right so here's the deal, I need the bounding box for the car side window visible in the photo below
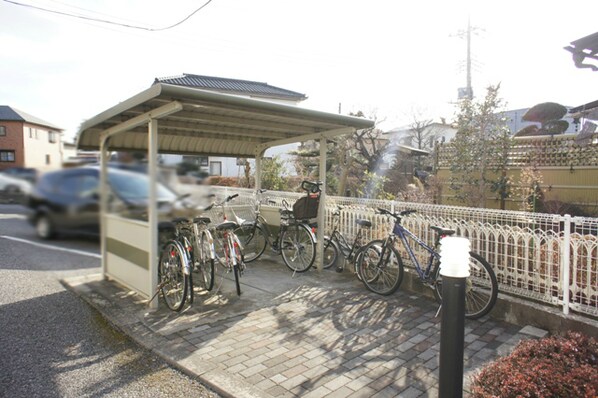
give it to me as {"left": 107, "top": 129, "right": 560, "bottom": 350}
{"left": 57, "top": 174, "right": 99, "bottom": 198}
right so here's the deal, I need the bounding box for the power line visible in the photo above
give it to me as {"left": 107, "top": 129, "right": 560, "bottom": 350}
{"left": 1, "top": 0, "right": 214, "bottom": 31}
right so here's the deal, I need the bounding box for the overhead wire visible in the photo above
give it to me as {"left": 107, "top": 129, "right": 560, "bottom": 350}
{"left": 1, "top": 0, "right": 214, "bottom": 31}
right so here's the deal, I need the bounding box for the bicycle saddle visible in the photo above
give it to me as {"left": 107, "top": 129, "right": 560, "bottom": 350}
{"left": 215, "top": 221, "right": 239, "bottom": 231}
{"left": 172, "top": 217, "right": 190, "bottom": 224}
{"left": 356, "top": 219, "right": 372, "bottom": 228}
{"left": 193, "top": 216, "right": 211, "bottom": 224}
{"left": 430, "top": 226, "right": 456, "bottom": 236}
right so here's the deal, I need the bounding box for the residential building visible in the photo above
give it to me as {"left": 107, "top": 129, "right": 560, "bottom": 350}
{"left": 154, "top": 74, "right": 307, "bottom": 177}
{"left": 384, "top": 121, "right": 457, "bottom": 147}
{"left": 0, "top": 106, "right": 63, "bottom": 172}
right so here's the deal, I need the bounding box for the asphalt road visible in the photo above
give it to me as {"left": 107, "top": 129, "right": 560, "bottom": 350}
{"left": 0, "top": 204, "right": 220, "bottom": 398}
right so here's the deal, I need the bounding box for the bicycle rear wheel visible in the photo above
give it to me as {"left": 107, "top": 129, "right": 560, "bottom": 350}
{"left": 158, "top": 241, "right": 188, "bottom": 311}
{"left": 235, "top": 224, "right": 267, "bottom": 263}
{"left": 433, "top": 251, "right": 498, "bottom": 319}
{"left": 357, "top": 240, "right": 403, "bottom": 295}
{"left": 280, "top": 223, "right": 316, "bottom": 272}
{"left": 323, "top": 236, "right": 339, "bottom": 270}
{"left": 198, "top": 231, "right": 215, "bottom": 291}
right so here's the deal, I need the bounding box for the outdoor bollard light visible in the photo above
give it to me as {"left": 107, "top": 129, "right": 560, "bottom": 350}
{"left": 438, "top": 237, "right": 470, "bottom": 398}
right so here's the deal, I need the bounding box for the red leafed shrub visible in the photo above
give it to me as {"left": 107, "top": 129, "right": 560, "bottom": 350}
{"left": 471, "top": 331, "right": 598, "bottom": 398}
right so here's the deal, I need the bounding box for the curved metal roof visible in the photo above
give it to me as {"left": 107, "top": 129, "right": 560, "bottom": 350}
{"left": 77, "top": 83, "right": 374, "bottom": 158}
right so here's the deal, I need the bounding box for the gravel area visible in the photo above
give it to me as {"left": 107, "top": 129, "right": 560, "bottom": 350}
{"left": 0, "top": 205, "right": 220, "bottom": 398}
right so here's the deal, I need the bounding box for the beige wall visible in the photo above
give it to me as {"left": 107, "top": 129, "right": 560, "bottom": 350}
{"left": 436, "top": 166, "right": 598, "bottom": 213}
{"left": 22, "top": 123, "right": 63, "bottom": 170}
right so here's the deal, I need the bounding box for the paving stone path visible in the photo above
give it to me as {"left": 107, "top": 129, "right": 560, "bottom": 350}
{"left": 64, "top": 256, "right": 541, "bottom": 398}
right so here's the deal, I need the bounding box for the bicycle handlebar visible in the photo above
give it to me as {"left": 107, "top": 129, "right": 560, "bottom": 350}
{"left": 204, "top": 194, "right": 239, "bottom": 211}
{"left": 301, "top": 180, "right": 323, "bottom": 194}
{"left": 376, "top": 208, "right": 417, "bottom": 219}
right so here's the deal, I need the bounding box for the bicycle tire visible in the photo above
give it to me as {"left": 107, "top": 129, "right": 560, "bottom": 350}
{"left": 233, "top": 264, "right": 242, "bottom": 296}
{"left": 357, "top": 240, "right": 403, "bottom": 295}
{"left": 234, "top": 223, "right": 267, "bottom": 263}
{"left": 198, "top": 231, "right": 215, "bottom": 291}
{"left": 158, "top": 240, "right": 188, "bottom": 311}
{"left": 187, "top": 271, "right": 194, "bottom": 305}
{"left": 323, "top": 236, "right": 340, "bottom": 270}
{"left": 280, "top": 223, "right": 316, "bottom": 273}
{"left": 433, "top": 251, "right": 498, "bottom": 320}
{"left": 353, "top": 240, "right": 382, "bottom": 281}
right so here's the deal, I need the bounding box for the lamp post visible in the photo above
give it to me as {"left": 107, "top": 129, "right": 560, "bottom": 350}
{"left": 438, "top": 237, "right": 470, "bottom": 398}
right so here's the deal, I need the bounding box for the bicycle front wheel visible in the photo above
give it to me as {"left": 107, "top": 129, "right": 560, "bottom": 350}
{"left": 158, "top": 241, "right": 188, "bottom": 311}
{"left": 231, "top": 236, "right": 244, "bottom": 296}
{"left": 198, "top": 231, "right": 215, "bottom": 291}
{"left": 280, "top": 223, "right": 316, "bottom": 273}
{"left": 357, "top": 240, "right": 403, "bottom": 295}
{"left": 433, "top": 251, "right": 498, "bottom": 320}
{"left": 235, "top": 224, "right": 267, "bottom": 263}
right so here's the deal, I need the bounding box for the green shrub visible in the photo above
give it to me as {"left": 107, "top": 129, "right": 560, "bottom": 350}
{"left": 471, "top": 331, "right": 597, "bottom": 398}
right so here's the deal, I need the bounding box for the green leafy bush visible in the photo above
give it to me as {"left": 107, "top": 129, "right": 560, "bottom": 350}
{"left": 471, "top": 331, "right": 597, "bottom": 397}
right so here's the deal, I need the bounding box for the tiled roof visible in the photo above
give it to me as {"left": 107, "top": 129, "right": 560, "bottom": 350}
{"left": 154, "top": 74, "right": 307, "bottom": 102}
{"left": 0, "top": 105, "right": 62, "bottom": 130}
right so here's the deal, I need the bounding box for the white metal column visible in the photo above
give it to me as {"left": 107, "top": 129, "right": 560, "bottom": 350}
{"left": 99, "top": 137, "right": 109, "bottom": 279}
{"left": 316, "top": 137, "right": 327, "bottom": 271}
{"left": 148, "top": 119, "right": 159, "bottom": 309}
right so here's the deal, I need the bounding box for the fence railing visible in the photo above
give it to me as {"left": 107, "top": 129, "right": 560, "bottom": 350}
{"left": 181, "top": 184, "right": 598, "bottom": 318}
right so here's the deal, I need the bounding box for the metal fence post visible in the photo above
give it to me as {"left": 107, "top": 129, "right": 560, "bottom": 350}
{"left": 562, "top": 214, "right": 571, "bottom": 315}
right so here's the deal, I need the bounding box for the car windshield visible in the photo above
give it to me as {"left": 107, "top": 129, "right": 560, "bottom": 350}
{"left": 107, "top": 170, "right": 177, "bottom": 202}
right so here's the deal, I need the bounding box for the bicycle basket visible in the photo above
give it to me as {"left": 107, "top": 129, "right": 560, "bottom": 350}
{"left": 292, "top": 193, "right": 320, "bottom": 219}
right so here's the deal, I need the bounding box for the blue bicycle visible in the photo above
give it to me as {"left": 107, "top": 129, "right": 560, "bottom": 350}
{"left": 358, "top": 208, "right": 498, "bottom": 319}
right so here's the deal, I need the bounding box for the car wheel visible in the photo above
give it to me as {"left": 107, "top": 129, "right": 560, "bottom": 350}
{"left": 36, "top": 215, "right": 55, "bottom": 239}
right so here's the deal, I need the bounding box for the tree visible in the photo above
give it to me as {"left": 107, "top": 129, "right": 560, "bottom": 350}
{"left": 261, "top": 156, "right": 289, "bottom": 191}
{"left": 338, "top": 112, "right": 392, "bottom": 197}
{"left": 514, "top": 102, "right": 569, "bottom": 137}
{"left": 403, "top": 107, "right": 439, "bottom": 170}
{"left": 449, "top": 84, "right": 513, "bottom": 208}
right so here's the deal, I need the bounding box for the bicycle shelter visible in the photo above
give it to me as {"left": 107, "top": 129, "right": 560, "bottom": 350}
{"left": 76, "top": 83, "right": 374, "bottom": 307}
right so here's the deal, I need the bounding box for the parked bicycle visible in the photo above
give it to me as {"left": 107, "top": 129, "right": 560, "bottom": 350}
{"left": 205, "top": 194, "right": 245, "bottom": 296}
{"left": 156, "top": 215, "right": 215, "bottom": 312}
{"left": 358, "top": 208, "right": 498, "bottom": 319}
{"left": 322, "top": 205, "right": 374, "bottom": 277}
{"left": 234, "top": 181, "right": 320, "bottom": 273}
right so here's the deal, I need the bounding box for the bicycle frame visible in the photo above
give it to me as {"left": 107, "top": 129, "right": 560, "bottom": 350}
{"left": 388, "top": 222, "right": 440, "bottom": 281}
{"left": 192, "top": 221, "right": 215, "bottom": 261}
{"left": 241, "top": 194, "right": 315, "bottom": 251}
{"left": 330, "top": 222, "right": 363, "bottom": 262}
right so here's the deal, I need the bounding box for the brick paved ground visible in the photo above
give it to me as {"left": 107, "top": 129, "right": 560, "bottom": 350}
{"left": 64, "top": 255, "right": 539, "bottom": 398}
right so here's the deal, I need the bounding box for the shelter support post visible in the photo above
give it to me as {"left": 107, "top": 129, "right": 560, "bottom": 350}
{"left": 148, "top": 119, "right": 159, "bottom": 309}
{"left": 316, "top": 138, "right": 327, "bottom": 271}
{"left": 99, "top": 137, "right": 110, "bottom": 279}
{"left": 254, "top": 147, "right": 266, "bottom": 191}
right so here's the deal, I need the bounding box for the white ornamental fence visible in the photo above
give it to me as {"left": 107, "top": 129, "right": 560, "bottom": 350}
{"left": 184, "top": 185, "right": 598, "bottom": 318}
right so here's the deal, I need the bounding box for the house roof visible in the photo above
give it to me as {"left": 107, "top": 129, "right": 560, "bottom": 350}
{"left": 0, "top": 105, "right": 62, "bottom": 130}
{"left": 76, "top": 83, "right": 374, "bottom": 158}
{"left": 154, "top": 74, "right": 308, "bottom": 102}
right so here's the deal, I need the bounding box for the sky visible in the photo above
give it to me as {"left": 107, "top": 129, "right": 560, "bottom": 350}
{"left": 1, "top": 0, "right": 598, "bottom": 143}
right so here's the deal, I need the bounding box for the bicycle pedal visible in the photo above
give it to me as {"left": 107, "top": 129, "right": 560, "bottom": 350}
{"left": 335, "top": 266, "right": 344, "bottom": 273}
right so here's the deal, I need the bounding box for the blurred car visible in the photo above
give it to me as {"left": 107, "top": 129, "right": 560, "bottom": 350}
{"left": 0, "top": 173, "right": 32, "bottom": 194}
{"left": 26, "top": 166, "right": 191, "bottom": 239}
{"left": 0, "top": 167, "right": 38, "bottom": 183}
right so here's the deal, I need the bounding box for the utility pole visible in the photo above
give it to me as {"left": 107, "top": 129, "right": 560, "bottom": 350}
{"left": 455, "top": 17, "right": 480, "bottom": 101}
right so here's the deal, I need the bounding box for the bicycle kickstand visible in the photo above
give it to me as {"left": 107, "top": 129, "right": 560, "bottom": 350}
{"left": 147, "top": 281, "right": 167, "bottom": 306}
{"left": 435, "top": 304, "right": 442, "bottom": 318}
